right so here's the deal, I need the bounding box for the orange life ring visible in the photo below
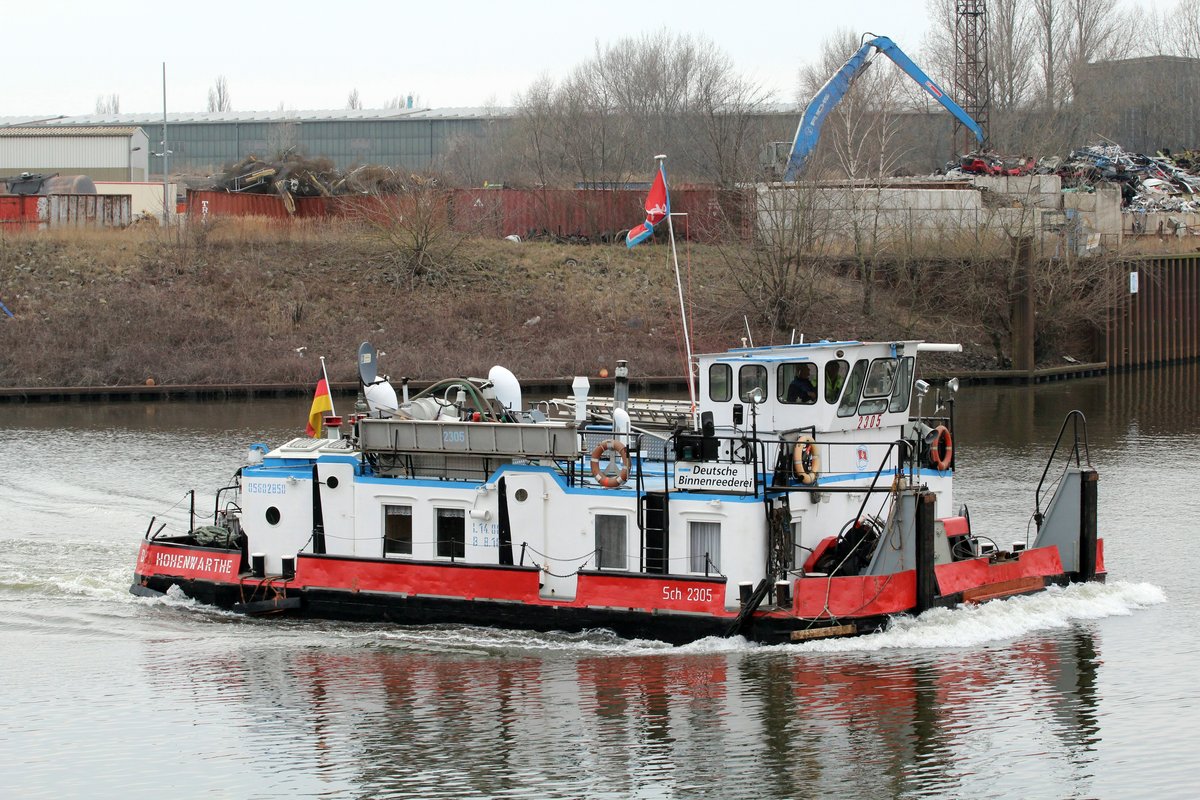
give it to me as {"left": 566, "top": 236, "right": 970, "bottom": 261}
{"left": 929, "top": 425, "right": 953, "bottom": 471}
{"left": 793, "top": 435, "right": 821, "bottom": 485}
{"left": 590, "top": 439, "right": 631, "bottom": 488}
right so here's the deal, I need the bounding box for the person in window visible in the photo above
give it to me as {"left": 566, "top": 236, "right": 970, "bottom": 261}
{"left": 786, "top": 368, "right": 818, "bottom": 404}
{"left": 825, "top": 361, "right": 847, "bottom": 402}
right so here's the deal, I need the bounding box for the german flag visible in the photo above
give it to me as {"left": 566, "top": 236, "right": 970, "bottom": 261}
{"left": 306, "top": 377, "right": 333, "bottom": 437}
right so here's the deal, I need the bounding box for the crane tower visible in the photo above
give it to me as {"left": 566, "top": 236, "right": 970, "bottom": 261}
{"left": 953, "top": 0, "right": 991, "bottom": 153}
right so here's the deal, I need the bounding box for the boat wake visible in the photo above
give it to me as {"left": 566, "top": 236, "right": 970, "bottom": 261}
{"left": 784, "top": 580, "right": 1166, "bottom": 653}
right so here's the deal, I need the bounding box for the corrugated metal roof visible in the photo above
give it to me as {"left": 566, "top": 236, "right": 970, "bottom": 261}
{"left": 0, "top": 125, "right": 143, "bottom": 137}
{"left": 0, "top": 116, "right": 59, "bottom": 126}
{"left": 28, "top": 107, "right": 513, "bottom": 126}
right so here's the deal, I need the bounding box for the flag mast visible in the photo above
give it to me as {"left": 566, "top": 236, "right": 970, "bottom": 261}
{"left": 657, "top": 154, "right": 697, "bottom": 428}
{"left": 320, "top": 355, "right": 337, "bottom": 417}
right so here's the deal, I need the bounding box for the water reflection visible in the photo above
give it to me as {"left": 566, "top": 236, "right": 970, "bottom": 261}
{"left": 5, "top": 368, "right": 1196, "bottom": 798}
{"left": 136, "top": 627, "right": 1104, "bottom": 799}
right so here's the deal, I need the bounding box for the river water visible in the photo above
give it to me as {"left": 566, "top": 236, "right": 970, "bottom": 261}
{"left": 0, "top": 368, "right": 1194, "bottom": 799}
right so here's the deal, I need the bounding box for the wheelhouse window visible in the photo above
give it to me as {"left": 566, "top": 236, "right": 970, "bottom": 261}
{"left": 858, "top": 358, "right": 899, "bottom": 415}
{"left": 889, "top": 356, "right": 915, "bottom": 413}
{"left": 688, "top": 520, "right": 721, "bottom": 574}
{"left": 595, "top": 514, "right": 628, "bottom": 570}
{"left": 778, "top": 363, "right": 818, "bottom": 405}
{"left": 708, "top": 363, "right": 732, "bottom": 402}
{"left": 738, "top": 364, "right": 767, "bottom": 403}
{"left": 837, "top": 359, "right": 869, "bottom": 417}
{"left": 383, "top": 504, "right": 412, "bottom": 556}
{"left": 825, "top": 359, "right": 849, "bottom": 404}
{"left": 436, "top": 508, "right": 466, "bottom": 559}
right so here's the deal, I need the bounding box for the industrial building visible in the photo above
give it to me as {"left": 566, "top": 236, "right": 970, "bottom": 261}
{"left": 14, "top": 108, "right": 502, "bottom": 177}
{"left": 0, "top": 126, "right": 149, "bottom": 181}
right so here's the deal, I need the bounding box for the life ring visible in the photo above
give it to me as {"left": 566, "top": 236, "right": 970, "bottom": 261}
{"left": 590, "top": 439, "right": 631, "bottom": 488}
{"left": 928, "top": 425, "right": 953, "bottom": 471}
{"left": 793, "top": 435, "right": 821, "bottom": 485}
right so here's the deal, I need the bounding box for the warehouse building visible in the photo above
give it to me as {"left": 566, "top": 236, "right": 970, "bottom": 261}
{"left": 0, "top": 125, "right": 149, "bottom": 181}
{"left": 20, "top": 108, "right": 500, "bottom": 177}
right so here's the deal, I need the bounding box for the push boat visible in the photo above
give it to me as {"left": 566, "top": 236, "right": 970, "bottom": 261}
{"left": 131, "top": 339, "right": 1104, "bottom": 645}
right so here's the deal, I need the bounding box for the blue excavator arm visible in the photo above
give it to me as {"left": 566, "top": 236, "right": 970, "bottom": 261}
{"left": 783, "top": 35, "right": 984, "bottom": 181}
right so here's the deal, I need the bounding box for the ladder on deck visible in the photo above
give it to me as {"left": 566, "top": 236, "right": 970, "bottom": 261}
{"left": 640, "top": 490, "right": 669, "bottom": 574}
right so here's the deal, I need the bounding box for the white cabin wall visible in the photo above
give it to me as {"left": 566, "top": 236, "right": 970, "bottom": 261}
{"left": 316, "top": 462, "right": 358, "bottom": 557}
{"left": 240, "top": 474, "right": 313, "bottom": 575}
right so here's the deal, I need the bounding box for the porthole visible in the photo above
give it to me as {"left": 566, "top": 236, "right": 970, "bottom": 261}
{"left": 326, "top": 476, "right": 339, "bottom": 489}
{"left": 266, "top": 506, "right": 281, "bottom": 525}
{"left": 514, "top": 488, "right": 529, "bottom": 502}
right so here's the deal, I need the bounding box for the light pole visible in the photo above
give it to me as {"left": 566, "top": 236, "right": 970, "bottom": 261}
{"left": 160, "top": 62, "right": 169, "bottom": 225}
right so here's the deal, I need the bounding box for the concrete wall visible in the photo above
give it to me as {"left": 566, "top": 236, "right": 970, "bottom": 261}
{"left": 95, "top": 181, "right": 178, "bottom": 221}
{"left": 758, "top": 177, "right": 1124, "bottom": 255}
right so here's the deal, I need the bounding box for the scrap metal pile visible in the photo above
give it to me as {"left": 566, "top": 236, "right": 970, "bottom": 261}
{"left": 949, "top": 143, "right": 1200, "bottom": 212}
{"left": 1061, "top": 144, "right": 1200, "bottom": 212}
{"left": 211, "top": 153, "right": 409, "bottom": 212}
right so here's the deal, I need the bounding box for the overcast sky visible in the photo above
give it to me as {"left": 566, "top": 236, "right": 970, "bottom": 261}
{"left": 6, "top": 0, "right": 1164, "bottom": 116}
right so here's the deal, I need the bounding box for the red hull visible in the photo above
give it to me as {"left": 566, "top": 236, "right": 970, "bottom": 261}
{"left": 133, "top": 539, "right": 1105, "bottom": 642}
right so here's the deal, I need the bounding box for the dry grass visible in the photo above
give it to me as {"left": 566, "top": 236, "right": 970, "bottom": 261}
{"left": 0, "top": 222, "right": 1107, "bottom": 388}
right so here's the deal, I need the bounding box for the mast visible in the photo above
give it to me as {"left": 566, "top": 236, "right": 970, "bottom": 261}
{"left": 658, "top": 154, "right": 697, "bottom": 427}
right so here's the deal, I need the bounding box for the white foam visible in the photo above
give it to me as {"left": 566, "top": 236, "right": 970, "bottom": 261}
{"left": 786, "top": 580, "right": 1166, "bottom": 653}
{"left": 375, "top": 625, "right": 674, "bottom": 655}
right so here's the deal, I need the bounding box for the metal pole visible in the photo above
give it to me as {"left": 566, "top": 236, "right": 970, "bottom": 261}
{"left": 659, "top": 154, "right": 697, "bottom": 428}
{"left": 162, "top": 62, "right": 169, "bottom": 226}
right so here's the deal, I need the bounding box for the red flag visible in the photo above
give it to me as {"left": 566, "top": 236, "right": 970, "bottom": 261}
{"left": 626, "top": 163, "right": 670, "bottom": 248}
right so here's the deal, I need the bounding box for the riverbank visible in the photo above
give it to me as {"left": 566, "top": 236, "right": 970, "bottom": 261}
{"left": 0, "top": 222, "right": 1095, "bottom": 391}
{"left": 0, "top": 361, "right": 1115, "bottom": 404}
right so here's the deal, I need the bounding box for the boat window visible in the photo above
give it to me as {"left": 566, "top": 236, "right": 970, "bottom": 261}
{"left": 689, "top": 520, "right": 721, "bottom": 573}
{"left": 265, "top": 506, "right": 280, "bottom": 525}
{"left": 859, "top": 358, "right": 899, "bottom": 414}
{"left": 709, "top": 363, "right": 732, "bottom": 402}
{"left": 836, "top": 359, "right": 869, "bottom": 417}
{"left": 595, "top": 514, "right": 628, "bottom": 570}
{"left": 738, "top": 364, "right": 767, "bottom": 403}
{"left": 778, "top": 363, "right": 818, "bottom": 405}
{"left": 435, "top": 508, "right": 466, "bottom": 559}
{"left": 383, "top": 504, "right": 412, "bottom": 557}
{"left": 825, "top": 359, "right": 848, "bottom": 404}
{"left": 889, "top": 356, "right": 915, "bottom": 413}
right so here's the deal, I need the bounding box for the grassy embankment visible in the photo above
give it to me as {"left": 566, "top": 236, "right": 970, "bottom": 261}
{"left": 0, "top": 220, "right": 983, "bottom": 389}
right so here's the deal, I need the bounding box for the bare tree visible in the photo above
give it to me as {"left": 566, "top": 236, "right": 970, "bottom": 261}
{"left": 990, "top": 0, "right": 1038, "bottom": 112}
{"left": 385, "top": 93, "right": 421, "bottom": 109}
{"left": 715, "top": 185, "right": 831, "bottom": 333}
{"left": 347, "top": 88, "right": 362, "bottom": 110}
{"left": 207, "top": 76, "right": 232, "bottom": 113}
{"left": 511, "top": 29, "right": 764, "bottom": 187}
{"left": 94, "top": 93, "right": 121, "bottom": 115}
{"left": 1159, "top": 0, "right": 1200, "bottom": 57}
{"left": 347, "top": 173, "right": 478, "bottom": 285}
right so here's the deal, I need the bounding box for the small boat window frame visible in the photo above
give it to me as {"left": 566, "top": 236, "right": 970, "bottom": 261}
{"left": 738, "top": 364, "right": 768, "bottom": 403}
{"left": 858, "top": 357, "right": 899, "bottom": 415}
{"left": 688, "top": 519, "right": 722, "bottom": 574}
{"left": 825, "top": 359, "right": 849, "bottom": 404}
{"left": 383, "top": 503, "right": 413, "bottom": 557}
{"left": 836, "top": 359, "right": 870, "bottom": 417}
{"left": 889, "top": 356, "right": 916, "bottom": 413}
{"left": 777, "top": 362, "right": 819, "bottom": 405}
{"left": 594, "top": 513, "right": 629, "bottom": 570}
{"left": 435, "top": 507, "right": 466, "bottom": 560}
{"left": 708, "top": 363, "right": 732, "bottom": 402}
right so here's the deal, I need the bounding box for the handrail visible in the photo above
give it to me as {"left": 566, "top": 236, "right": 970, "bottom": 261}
{"left": 852, "top": 440, "right": 911, "bottom": 524}
{"left": 1034, "top": 410, "right": 1090, "bottom": 524}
